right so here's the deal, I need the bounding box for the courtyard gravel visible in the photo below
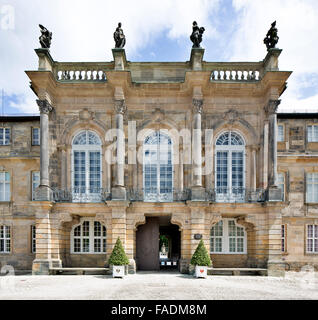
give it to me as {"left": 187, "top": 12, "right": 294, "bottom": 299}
{"left": 0, "top": 271, "right": 317, "bottom": 300}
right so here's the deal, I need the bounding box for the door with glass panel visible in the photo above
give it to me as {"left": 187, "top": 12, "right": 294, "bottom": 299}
{"left": 72, "top": 130, "right": 102, "bottom": 202}
{"left": 143, "top": 131, "right": 173, "bottom": 202}
{"left": 215, "top": 132, "right": 245, "bottom": 202}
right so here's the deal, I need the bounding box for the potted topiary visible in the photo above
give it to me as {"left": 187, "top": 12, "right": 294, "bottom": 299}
{"left": 190, "top": 239, "right": 212, "bottom": 278}
{"left": 108, "top": 237, "right": 130, "bottom": 278}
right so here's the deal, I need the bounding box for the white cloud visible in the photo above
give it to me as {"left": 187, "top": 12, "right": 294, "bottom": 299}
{"left": 0, "top": 0, "right": 219, "bottom": 113}
{"left": 229, "top": 0, "right": 318, "bottom": 112}
{"left": 1, "top": 0, "right": 318, "bottom": 113}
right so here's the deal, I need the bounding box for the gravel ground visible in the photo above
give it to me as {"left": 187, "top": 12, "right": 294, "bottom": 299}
{"left": 0, "top": 271, "right": 317, "bottom": 300}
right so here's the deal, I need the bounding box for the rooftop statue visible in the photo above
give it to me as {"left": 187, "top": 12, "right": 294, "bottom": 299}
{"left": 263, "top": 21, "right": 279, "bottom": 51}
{"left": 190, "top": 21, "right": 205, "bottom": 48}
{"left": 39, "top": 24, "right": 52, "bottom": 49}
{"left": 113, "top": 22, "right": 126, "bottom": 48}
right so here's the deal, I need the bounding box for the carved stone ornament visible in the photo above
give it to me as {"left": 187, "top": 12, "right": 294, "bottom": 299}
{"left": 36, "top": 99, "right": 53, "bottom": 114}
{"left": 263, "top": 21, "right": 279, "bottom": 51}
{"left": 192, "top": 98, "right": 203, "bottom": 114}
{"left": 153, "top": 108, "right": 164, "bottom": 123}
{"left": 114, "top": 99, "right": 127, "bottom": 114}
{"left": 190, "top": 21, "right": 205, "bottom": 48}
{"left": 79, "top": 108, "right": 94, "bottom": 121}
{"left": 264, "top": 99, "right": 281, "bottom": 115}
{"left": 224, "top": 109, "right": 240, "bottom": 124}
{"left": 39, "top": 24, "right": 52, "bottom": 49}
{"left": 113, "top": 22, "right": 126, "bottom": 49}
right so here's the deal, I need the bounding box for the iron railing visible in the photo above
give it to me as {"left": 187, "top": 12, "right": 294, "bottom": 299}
{"left": 52, "top": 188, "right": 111, "bottom": 203}
{"left": 52, "top": 187, "right": 266, "bottom": 203}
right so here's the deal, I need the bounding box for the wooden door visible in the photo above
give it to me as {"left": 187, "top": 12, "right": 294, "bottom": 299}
{"left": 136, "top": 217, "right": 159, "bottom": 270}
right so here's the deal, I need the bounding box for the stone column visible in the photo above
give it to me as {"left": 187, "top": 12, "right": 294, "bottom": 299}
{"left": 252, "top": 148, "right": 257, "bottom": 191}
{"left": 60, "top": 147, "right": 67, "bottom": 190}
{"left": 263, "top": 121, "right": 269, "bottom": 189}
{"left": 265, "top": 99, "right": 282, "bottom": 201}
{"left": 112, "top": 99, "right": 126, "bottom": 200}
{"left": 179, "top": 145, "right": 184, "bottom": 192}
{"left": 191, "top": 98, "right": 205, "bottom": 200}
{"left": 35, "top": 99, "right": 53, "bottom": 201}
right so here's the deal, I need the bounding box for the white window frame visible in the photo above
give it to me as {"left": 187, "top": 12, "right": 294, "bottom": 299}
{"left": 306, "top": 173, "right": 318, "bottom": 203}
{"left": 306, "top": 224, "right": 318, "bottom": 254}
{"left": 281, "top": 224, "right": 287, "bottom": 253}
{"left": 70, "top": 218, "right": 106, "bottom": 254}
{"left": 32, "top": 127, "right": 40, "bottom": 146}
{"left": 0, "top": 172, "right": 10, "bottom": 202}
{"left": 307, "top": 125, "right": 318, "bottom": 142}
{"left": 210, "top": 218, "right": 247, "bottom": 254}
{"left": 0, "top": 225, "right": 11, "bottom": 253}
{"left": 71, "top": 130, "right": 102, "bottom": 202}
{"left": 31, "top": 225, "right": 36, "bottom": 253}
{"left": 32, "top": 171, "right": 40, "bottom": 201}
{"left": 277, "top": 124, "right": 284, "bottom": 142}
{"left": 0, "top": 128, "right": 10, "bottom": 145}
{"left": 143, "top": 131, "right": 173, "bottom": 202}
{"left": 215, "top": 131, "right": 246, "bottom": 202}
{"left": 277, "top": 173, "right": 285, "bottom": 201}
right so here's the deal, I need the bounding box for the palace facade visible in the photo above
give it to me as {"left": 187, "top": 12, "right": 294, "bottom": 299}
{"left": 0, "top": 45, "right": 318, "bottom": 276}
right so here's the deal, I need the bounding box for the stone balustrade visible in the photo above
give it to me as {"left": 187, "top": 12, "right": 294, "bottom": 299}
{"left": 207, "top": 62, "right": 263, "bottom": 82}
{"left": 54, "top": 63, "right": 110, "bottom": 82}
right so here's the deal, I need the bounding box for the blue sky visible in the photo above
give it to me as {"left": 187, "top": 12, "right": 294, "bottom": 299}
{"left": 0, "top": 0, "right": 318, "bottom": 114}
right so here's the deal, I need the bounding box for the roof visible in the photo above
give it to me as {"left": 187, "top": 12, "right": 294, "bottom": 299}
{"left": 0, "top": 115, "right": 40, "bottom": 122}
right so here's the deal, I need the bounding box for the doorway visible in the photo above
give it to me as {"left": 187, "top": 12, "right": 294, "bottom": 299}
{"left": 136, "top": 216, "right": 181, "bottom": 271}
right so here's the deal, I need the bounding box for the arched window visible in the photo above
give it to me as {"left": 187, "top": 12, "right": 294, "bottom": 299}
{"left": 71, "top": 219, "right": 106, "bottom": 254}
{"left": 210, "top": 219, "right": 246, "bottom": 254}
{"left": 215, "top": 131, "right": 245, "bottom": 202}
{"left": 143, "top": 131, "right": 173, "bottom": 202}
{"left": 72, "top": 130, "right": 102, "bottom": 202}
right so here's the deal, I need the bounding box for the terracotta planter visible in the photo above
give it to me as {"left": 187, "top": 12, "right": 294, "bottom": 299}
{"left": 113, "top": 265, "right": 125, "bottom": 278}
{"left": 195, "top": 265, "right": 207, "bottom": 278}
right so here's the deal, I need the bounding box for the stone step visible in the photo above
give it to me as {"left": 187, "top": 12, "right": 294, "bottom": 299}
{"left": 49, "top": 267, "right": 110, "bottom": 275}
{"left": 207, "top": 267, "right": 268, "bottom": 276}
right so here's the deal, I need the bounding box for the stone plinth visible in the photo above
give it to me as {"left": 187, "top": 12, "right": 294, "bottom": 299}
{"left": 190, "top": 48, "right": 205, "bottom": 71}
{"left": 112, "top": 48, "right": 127, "bottom": 71}
{"left": 35, "top": 48, "right": 54, "bottom": 72}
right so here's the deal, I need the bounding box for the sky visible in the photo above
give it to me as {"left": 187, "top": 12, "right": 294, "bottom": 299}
{"left": 0, "top": 0, "right": 318, "bottom": 114}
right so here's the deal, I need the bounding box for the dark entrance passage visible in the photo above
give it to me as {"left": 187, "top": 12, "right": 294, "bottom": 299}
{"left": 136, "top": 216, "right": 181, "bottom": 271}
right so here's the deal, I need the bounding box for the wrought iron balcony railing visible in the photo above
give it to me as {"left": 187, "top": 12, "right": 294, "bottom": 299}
{"left": 127, "top": 188, "right": 191, "bottom": 202}
{"left": 52, "top": 188, "right": 111, "bottom": 203}
{"left": 51, "top": 187, "right": 266, "bottom": 203}
{"left": 213, "top": 187, "right": 266, "bottom": 203}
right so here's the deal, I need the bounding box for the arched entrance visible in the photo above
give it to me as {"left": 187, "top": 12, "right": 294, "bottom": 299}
{"left": 136, "top": 216, "right": 181, "bottom": 271}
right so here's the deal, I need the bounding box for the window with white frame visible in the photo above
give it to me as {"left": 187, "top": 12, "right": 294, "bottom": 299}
{"left": 210, "top": 219, "right": 246, "bottom": 254}
{"left": 31, "top": 225, "right": 36, "bottom": 253}
{"left": 0, "top": 128, "right": 10, "bottom": 145}
{"left": 0, "top": 225, "right": 11, "bottom": 253}
{"left": 277, "top": 173, "right": 285, "bottom": 201}
{"left": 306, "top": 173, "right": 318, "bottom": 203}
{"left": 0, "top": 172, "right": 10, "bottom": 201}
{"left": 306, "top": 225, "right": 318, "bottom": 253}
{"left": 215, "top": 131, "right": 245, "bottom": 202}
{"left": 32, "top": 127, "right": 40, "bottom": 145}
{"left": 71, "top": 219, "right": 106, "bottom": 254}
{"left": 72, "top": 130, "right": 102, "bottom": 202}
{"left": 281, "top": 224, "right": 286, "bottom": 252}
{"left": 32, "top": 171, "right": 40, "bottom": 200}
{"left": 307, "top": 125, "right": 318, "bottom": 142}
{"left": 143, "top": 131, "right": 173, "bottom": 202}
{"left": 277, "top": 125, "right": 284, "bottom": 142}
